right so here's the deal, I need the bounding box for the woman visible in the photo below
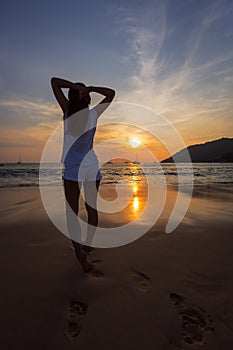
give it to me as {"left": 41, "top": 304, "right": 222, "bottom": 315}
{"left": 51, "top": 77, "right": 115, "bottom": 272}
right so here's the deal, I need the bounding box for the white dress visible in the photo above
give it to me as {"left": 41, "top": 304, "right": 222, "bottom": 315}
{"left": 61, "top": 108, "right": 101, "bottom": 182}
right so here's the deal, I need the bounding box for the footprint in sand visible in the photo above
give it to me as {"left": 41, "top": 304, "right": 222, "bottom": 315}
{"left": 66, "top": 300, "right": 88, "bottom": 339}
{"left": 87, "top": 260, "right": 104, "bottom": 279}
{"left": 133, "top": 271, "right": 151, "bottom": 291}
{"left": 169, "top": 292, "right": 215, "bottom": 346}
{"left": 91, "top": 259, "right": 103, "bottom": 264}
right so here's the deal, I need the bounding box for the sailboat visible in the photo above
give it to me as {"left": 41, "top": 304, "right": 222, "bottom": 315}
{"left": 133, "top": 152, "right": 140, "bottom": 164}
{"left": 17, "top": 154, "right": 22, "bottom": 164}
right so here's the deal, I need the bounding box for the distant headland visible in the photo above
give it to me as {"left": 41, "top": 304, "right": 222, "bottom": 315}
{"left": 161, "top": 137, "right": 233, "bottom": 163}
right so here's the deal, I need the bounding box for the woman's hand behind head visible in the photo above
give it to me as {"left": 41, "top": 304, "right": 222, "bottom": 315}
{"left": 79, "top": 86, "right": 91, "bottom": 104}
{"left": 78, "top": 86, "right": 89, "bottom": 99}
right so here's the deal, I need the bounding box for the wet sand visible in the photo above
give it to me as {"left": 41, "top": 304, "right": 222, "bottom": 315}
{"left": 0, "top": 184, "right": 233, "bottom": 349}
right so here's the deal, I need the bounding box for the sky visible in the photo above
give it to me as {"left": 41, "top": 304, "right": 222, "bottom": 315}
{"left": 0, "top": 0, "right": 233, "bottom": 162}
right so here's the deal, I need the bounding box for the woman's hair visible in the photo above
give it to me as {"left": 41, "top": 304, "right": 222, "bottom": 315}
{"left": 67, "top": 82, "right": 88, "bottom": 116}
{"left": 67, "top": 82, "right": 90, "bottom": 137}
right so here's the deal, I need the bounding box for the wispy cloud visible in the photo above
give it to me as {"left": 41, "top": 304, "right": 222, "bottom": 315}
{"left": 117, "top": 3, "right": 167, "bottom": 100}
{"left": 0, "top": 98, "right": 60, "bottom": 128}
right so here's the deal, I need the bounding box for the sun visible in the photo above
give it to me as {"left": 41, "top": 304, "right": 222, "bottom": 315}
{"left": 129, "top": 138, "right": 141, "bottom": 148}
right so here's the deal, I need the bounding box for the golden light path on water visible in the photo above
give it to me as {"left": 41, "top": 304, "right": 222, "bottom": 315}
{"left": 127, "top": 181, "right": 148, "bottom": 222}
{"left": 131, "top": 183, "right": 140, "bottom": 213}
{"left": 132, "top": 196, "right": 139, "bottom": 212}
{"left": 97, "top": 179, "right": 148, "bottom": 225}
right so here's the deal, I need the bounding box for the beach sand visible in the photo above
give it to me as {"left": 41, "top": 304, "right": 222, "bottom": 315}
{"left": 0, "top": 184, "right": 233, "bottom": 349}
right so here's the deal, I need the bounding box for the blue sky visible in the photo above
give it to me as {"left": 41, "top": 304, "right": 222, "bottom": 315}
{"left": 0, "top": 0, "right": 233, "bottom": 161}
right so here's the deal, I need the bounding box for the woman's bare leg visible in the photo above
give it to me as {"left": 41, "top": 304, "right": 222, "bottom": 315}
{"left": 63, "top": 179, "right": 93, "bottom": 272}
{"left": 83, "top": 179, "right": 101, "bottom": 246}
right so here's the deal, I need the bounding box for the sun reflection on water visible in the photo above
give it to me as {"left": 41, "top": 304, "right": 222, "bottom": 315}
{"left": 97, "top": 176, "right": 148, "bottom": 227}
{"left": 133, "top": 184, "right": 138, "bottom": 196}
{"left": 132, "top": 196, "right": 139, "bottom": 211}
{"left": 128, "top": 182, "right": 147, "bottom": 219}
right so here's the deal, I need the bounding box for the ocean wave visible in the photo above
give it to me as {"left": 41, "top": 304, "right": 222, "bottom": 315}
{"left": 0, "top": 163, "right": 232, "bottom": 188}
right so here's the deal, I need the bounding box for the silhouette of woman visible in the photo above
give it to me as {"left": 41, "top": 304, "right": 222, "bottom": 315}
{"left": 51, "top": 77, "right": 115, "bottom": 272}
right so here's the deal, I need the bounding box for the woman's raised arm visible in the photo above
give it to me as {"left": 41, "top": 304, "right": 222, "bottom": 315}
{"left": 87, "top": 86, "right": 115, "bottom": 116}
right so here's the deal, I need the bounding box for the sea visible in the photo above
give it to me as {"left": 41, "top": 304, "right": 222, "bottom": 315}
{"left": 0, "top": 163, "right": 233, "bottom": 188}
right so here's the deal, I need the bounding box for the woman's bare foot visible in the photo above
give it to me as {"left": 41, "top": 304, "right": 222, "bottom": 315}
{"left": 82, "top": 245, "right": 95, "bottom": 254}
{"left": 76, "top": 248, "right": 93, "bottom": 272}
{"left": 71, "top": 241, "right": 93, "bottom": 272}
{"left": 82, "top": 260, "right": 93, "bottom": 273}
